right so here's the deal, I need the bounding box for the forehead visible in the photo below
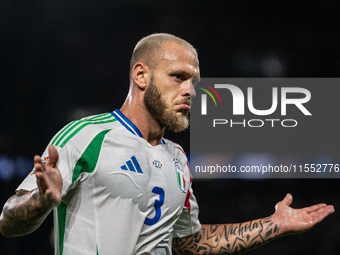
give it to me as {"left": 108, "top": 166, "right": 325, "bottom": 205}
{"left": 155, "top": 42, "right": 199, "bottom": 73}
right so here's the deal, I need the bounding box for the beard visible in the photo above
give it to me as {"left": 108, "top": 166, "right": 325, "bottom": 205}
{"left": 144, "top": 77, "right": 190, "bottom": 132}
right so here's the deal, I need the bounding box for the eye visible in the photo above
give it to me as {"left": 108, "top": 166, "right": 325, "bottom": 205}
{"left": 192, "top": 78, "right": 200, "bottom": 86}
{"left": 173, "top": 74, "right": 182, "bottom": 80}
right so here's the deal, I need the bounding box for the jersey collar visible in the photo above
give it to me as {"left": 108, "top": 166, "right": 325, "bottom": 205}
{"left": 111, "top": 109, "right": 166, "bottom": 144}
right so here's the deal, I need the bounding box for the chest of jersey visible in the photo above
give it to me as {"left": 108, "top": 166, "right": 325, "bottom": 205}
{"left": 92, "top": 130, "right": 189, "bottom": 224}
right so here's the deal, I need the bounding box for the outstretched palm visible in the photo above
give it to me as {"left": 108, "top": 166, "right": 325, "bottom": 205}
{"left": 273, "top": 194, "right": 334, "bottom": 236}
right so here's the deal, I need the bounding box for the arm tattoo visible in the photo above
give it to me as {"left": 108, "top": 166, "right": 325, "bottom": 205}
{"left": 0, "top": 189, "right": 51, "bottom": 237}
{"left": 173, "top": 217, "right": 279, "bottom": 254}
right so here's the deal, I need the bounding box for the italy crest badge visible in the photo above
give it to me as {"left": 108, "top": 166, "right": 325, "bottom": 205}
{"left": 174, "top": 158, "right": 186, "bottom": 192}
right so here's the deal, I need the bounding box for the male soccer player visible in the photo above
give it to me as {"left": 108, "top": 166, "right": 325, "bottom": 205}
{"left": 0, "top": 33, "right": 335, "bottom": 254}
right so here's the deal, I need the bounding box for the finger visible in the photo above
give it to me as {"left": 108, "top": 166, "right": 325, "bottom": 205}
{"left": 45, "top": 188, "right": 53, "bottom": 198}
{"left": 275, "top": 193, "right": 292, "bottom": 212}
{"left": 281, "top": 193, "right": 293, "bottom": 206}
{"left": 34, "top": 155, "right": 45, "bottom": 173}
{"left": 34, "top": 155, "right": 45, "bottom": 186}
{"left": 310, "top": 205, "right": 335, "bottom": 224}
{"left": 36, "top": 168, "right": 48, "bottom": 193}
{"left": 303, "top": 203, "right": 328, "bottom": 213}
{"left": 34, "top": 155, "right": 49, "bottom": 193}
{"left": 47, "top": 145, "right": 59, "bottom": 167}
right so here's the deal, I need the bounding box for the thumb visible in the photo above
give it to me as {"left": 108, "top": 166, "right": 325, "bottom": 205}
{"left": 47, "top": 145, "right": 59, "bottom": 167}
{"left": 276, "top": 193, "right": 293, "bottom": 211}
{"left": 281, "top": 193, "right": 293, "bottom": 206}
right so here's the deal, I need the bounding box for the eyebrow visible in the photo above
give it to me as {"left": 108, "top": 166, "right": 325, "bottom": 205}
{"left": 170, "top": 69, "right": 200, "bottom": 79}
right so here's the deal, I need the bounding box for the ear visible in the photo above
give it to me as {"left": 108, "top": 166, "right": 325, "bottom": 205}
{"left": 132, "top": 62, "right": 150, "bottom": 90}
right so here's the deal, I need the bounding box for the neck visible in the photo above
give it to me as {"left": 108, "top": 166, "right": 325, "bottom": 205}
{"left": 120, "top": 103, "right": 165, "bottom": 146}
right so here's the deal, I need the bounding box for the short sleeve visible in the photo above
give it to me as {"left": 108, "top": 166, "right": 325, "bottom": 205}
{"left": 54, "top": 127, "right": 112, "bottom": 196}
{"left": 16, "top": 137, "right": 80, "bottom": 196}
{"left": 15, "top": 119, "right": 103, "bottom": 195}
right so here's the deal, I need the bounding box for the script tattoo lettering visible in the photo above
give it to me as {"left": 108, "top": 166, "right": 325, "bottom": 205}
{"left": 173, "top": 218, "right": 279, "bottom": 254}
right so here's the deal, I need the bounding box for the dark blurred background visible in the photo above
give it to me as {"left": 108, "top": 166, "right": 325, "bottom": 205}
{"left": 0, "top": 1, "right": 339, "bottom": 254}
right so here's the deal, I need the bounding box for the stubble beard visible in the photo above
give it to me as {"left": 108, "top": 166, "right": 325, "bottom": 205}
{"left": 144, "top": 77, "right": 190, "bottom": 133}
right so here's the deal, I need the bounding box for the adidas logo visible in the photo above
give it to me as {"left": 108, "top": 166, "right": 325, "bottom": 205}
{"left": 120, "top": 156, "right": 143, "bottom": 174}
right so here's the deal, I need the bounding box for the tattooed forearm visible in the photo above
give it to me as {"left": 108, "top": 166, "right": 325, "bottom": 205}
{"left": 173, "top": 218, "right": 279, "bottom": 254}
{"left": 0, "top": 189, "right": 52, "bottom": 237}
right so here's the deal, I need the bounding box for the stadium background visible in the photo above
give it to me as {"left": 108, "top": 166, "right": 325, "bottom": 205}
{"left": 0, "top": 1, "right": 339, "bottom": 254}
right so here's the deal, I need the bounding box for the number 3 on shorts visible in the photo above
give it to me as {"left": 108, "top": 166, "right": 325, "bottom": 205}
{"left": 144, "top": 186, "right": 165, "bottom": 226}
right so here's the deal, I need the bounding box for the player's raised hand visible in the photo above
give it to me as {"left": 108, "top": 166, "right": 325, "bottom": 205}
{"left": 34, "top": 145, "right": 62, "bottom": 209}
{"left": 273, "top": 193, "right": 334, "bottom": 236}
